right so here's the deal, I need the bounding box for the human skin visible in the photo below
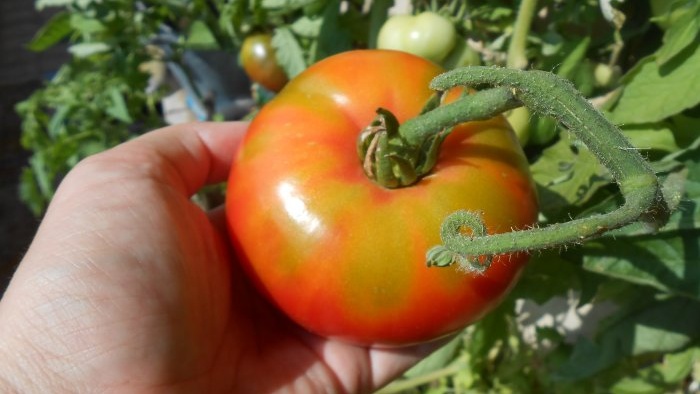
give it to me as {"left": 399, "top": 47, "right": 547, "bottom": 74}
{"left": 0, "top": 122, "right": 441, "bottom": 393}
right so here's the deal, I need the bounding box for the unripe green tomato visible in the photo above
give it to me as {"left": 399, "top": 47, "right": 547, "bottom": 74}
{"left": 528, "top": 115, "right": 559, "bottom": 146}
{"left": 593, "top": 63, "right": 621, "bottom": 88}
{"left": 377, "top": 12, "right": 457, "bottom": 63}
{"left": 505, "top": 106, "right": 531, "bottom": 146}
{"left": 441, "top": 38, "right": 481, "bottom": 69}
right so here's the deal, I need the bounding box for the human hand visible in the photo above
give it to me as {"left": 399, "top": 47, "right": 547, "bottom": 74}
{"left": 0, "top": 122, "right": 441, "bottom": 393}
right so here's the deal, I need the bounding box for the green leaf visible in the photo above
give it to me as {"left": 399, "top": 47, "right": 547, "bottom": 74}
{"left": 68, "top": 42, "right": 110, "bottom": 57}
{"left": 261, "top": 0, "right": 318, "bottom": 10}
{"left": 656, "top": 1, "right": 700, "bottom": 66}
{"left": 555, "top": 297, "right": 700, "bottom": 380}
{"left": 466, "top": 300, "right": 514, "bottom": 369}
{"left": 621, "top": 123, "right": 679, "bottom": 152}
{"left": 611, "top": 377, "right": 665, "bottom": 394}
{"left": 540, "top": 30, "right": 564, "bottom": 57}
{"left": 670, "top": 113, "right": 700, "bottom": 148}
{"left": 217, "top": 0, "right": 247, "bottom": 42}
{"left": 581, "top": 230, "right": 700, "bottom": 299}
{"left": 69, "top": 13, "right": 105, "bottom": 34}
{"left": 271, "top": 27, "right": 307, "bottom": 78}
{"left": 36, "top": 0, "right": 95, "bottom": 9}
{"left": 185, "top": 20, "right": 219, "bottom": 49}
{"left": 659, "top": 346, "right": 699, "bottom": 383}
{"left": 290, "top": 16, "right": 322, "bottom": 38}
{"left": 48, "top": 105, "right": 71, "bottom": 137}
{"left": 106, "top": 88, "right": 133, "bottom": 123}
{"left": 28, "top": 10, "right": 71, "bottom": 52}
{"left": 367, "top": 0, "right": 392, "bottom": 48}
{"left": 531, "top": 132, "right": 611, "bottom": 220}
{"left": 19, "top": 168, "right": 46, "bottom": 216}
{"left": 36, "top": 0, "right": 75, "bottom": 9}
{"left": 556, "top": 36, "right": 591, "bottom": 81}
{"left": 610, "top": 347, "right": 699, "bottom": 394}
{"left": 511, "top": 250, "right": 581, "bottom": 304}
{"left": 403, "top": 336, "right": 462, "bottom": 378}
{"left": 426, "top": 246, "right": 458, "bottom": 267}
{"left": 610, "top": 40, "right": 700, "bottom": 124}
{"left": 29, "top": 154, "right": 53, "bottom": 202}
{"left": 577, "top": 136, "right": 700, "bottom": 298}
{"left": 313, "top": 0, "right": 353, "bottom": 61}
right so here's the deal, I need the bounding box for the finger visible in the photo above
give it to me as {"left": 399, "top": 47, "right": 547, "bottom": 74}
{"left": 207, "top": 204, "right": 228, "bottom": 234}
{"left": 102, "top": 121, "right": 248, "bottom": 196}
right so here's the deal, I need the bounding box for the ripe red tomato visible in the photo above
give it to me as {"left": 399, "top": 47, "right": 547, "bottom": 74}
{"left": 240, "top": 33, "right": 288, "bottom": 92}
{"left": 226, "top": 50, "right": 538, "bottom": 346}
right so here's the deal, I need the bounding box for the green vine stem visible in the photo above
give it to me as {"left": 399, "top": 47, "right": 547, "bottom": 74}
{"left": 507, "top": 0, "right": 538, "bottom": 69}
{"left": 424, "top": 66, "right": 671, "bottom": 272}
{"left": 357, "top": 66, "right": 672, "bottom": 272}
{"left": 358, "top": 87, "right": 520, "bottom": 188}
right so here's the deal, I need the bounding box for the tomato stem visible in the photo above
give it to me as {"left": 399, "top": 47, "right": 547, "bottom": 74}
{"left": 399, "top": 87, "right": 520, "bottom": 146}
{"left": 426, "top": 66, "right": 671, "bottom": 272}
{"left": 358, "top": 87, "right": 519, "bottom": 188}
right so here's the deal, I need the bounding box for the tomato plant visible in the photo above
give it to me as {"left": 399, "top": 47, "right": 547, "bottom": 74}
{"left": 226, "top": 50, "right": 538, "bottom": 346}
{"left": 377, "top": 12, "right": 457, "bottom": 63}
{"left": 240, "top": 33, "right": 288, "bottom": 92}
{"left": 20, "top": 0, "right": 700, "bottom": 389}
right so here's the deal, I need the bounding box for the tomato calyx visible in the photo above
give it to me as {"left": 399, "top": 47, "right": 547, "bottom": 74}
{"left": 358, "top": 107, "right": 447, "bottom": 188}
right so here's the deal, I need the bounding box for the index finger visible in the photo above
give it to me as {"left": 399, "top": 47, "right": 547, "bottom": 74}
{"left": 106, "top": 121, "right": 248, "bottom": 196}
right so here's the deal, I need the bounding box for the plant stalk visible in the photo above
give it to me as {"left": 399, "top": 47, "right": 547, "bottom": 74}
{"left": 399, "top": 87, "right": 520, "bottom": 146}
{"left": 425, "top": 66, "right": 670, "bottom": 271}
{"left": 507, "top": 0, "right": 538, "bottom": 69}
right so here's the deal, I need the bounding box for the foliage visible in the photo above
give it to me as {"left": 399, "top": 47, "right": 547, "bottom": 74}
{"left": 19, "top": 0, "right": 382, "bottom": 214}
{"left": 377, "top": 0, "right": 700, "bottom": 392}
{"left": 18, "top": 0, "right": 700, "bottom": 392}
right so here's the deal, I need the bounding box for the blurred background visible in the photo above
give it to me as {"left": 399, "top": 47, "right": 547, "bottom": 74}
{"left": 0, "top": 3, "right": 69, "bottom": 292}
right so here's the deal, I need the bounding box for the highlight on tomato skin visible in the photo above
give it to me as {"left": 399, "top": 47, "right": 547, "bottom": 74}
{"left": 239, "top": 33, "right": 288, "bottom": 92}
{"left": 226, "top": 49, "right": 539, "bottom": 347}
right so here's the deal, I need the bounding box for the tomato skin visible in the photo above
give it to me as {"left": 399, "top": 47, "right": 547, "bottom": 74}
{"left": 240, "top": 33, "right": 288, "bottom": 92}
{"left": 377, "top": 12, "right": 457, "bottom": 63}
{"left": 226, "top": 50, "right": 538, "bottom": 346}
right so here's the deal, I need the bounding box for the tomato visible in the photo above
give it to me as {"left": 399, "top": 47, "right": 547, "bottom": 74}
{"left": 377, "top": 12, "right": 457, "bottom": 63}
{"left": 505, "top": 106, "right": 531, "bottom": 146}
{"left": 240, "top": 33, "right": 288, "bottom": 92}
{"left": 441, "top": 38, "right": 482, "bottom": 69}
{"left": 226, "top": 50, "right": 538, "bottom": 346}
{"left": 593, "top": 63, "right": 621, "bottom": 88}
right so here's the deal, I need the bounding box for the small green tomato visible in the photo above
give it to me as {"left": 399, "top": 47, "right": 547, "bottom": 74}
{"left": 505, "top": 106, "right": 531, "bottom": 146}
{"left": 377, "top": 12, "right": 457, "bottom": 63}
{"left": 593, "top": 63, "right": 621, "bottom": 88}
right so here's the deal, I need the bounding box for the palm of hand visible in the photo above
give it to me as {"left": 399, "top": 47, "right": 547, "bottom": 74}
{"left": 0, "top": 123, "right": 437, "bottom": 393}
